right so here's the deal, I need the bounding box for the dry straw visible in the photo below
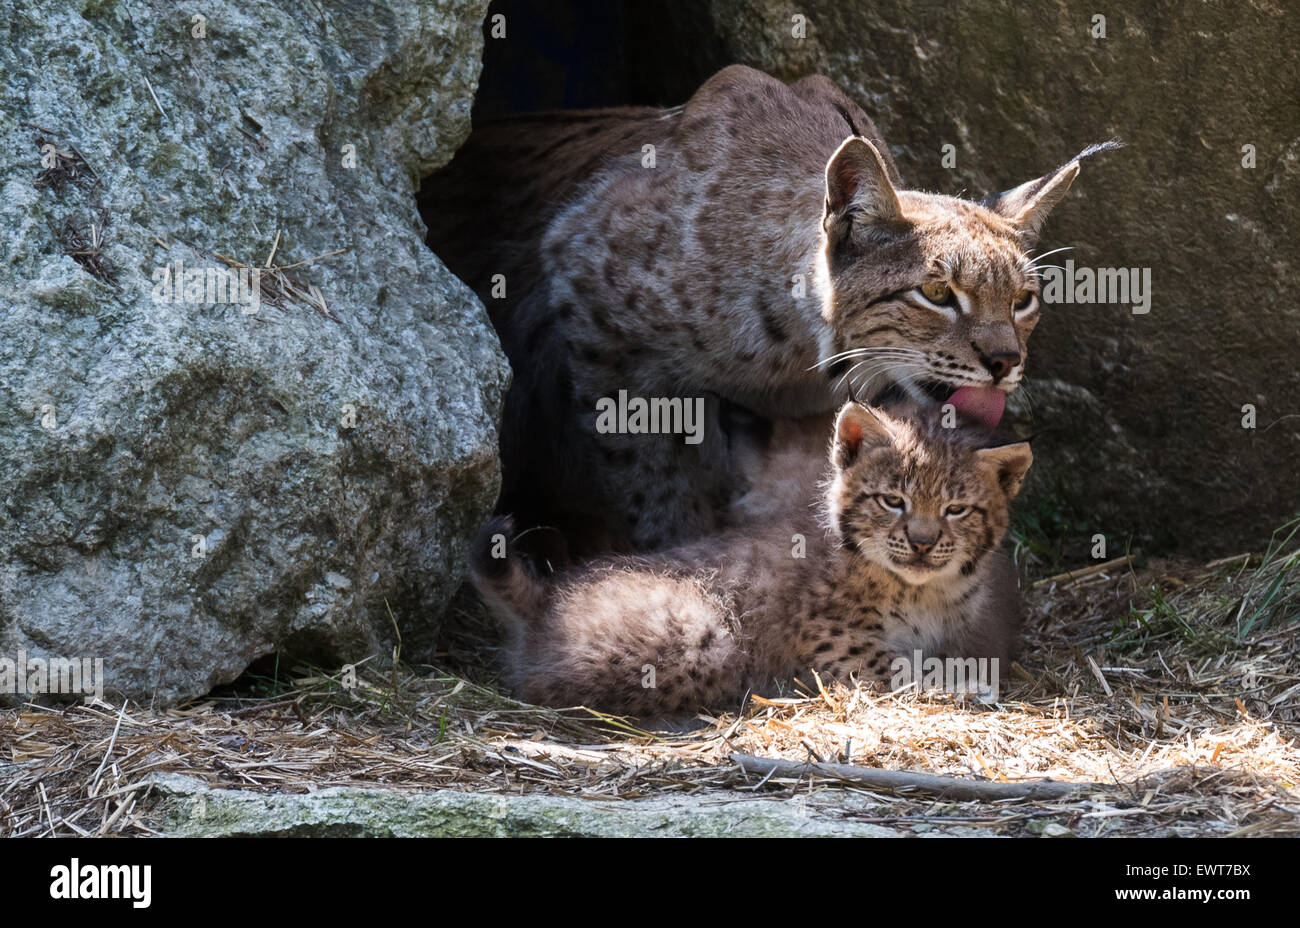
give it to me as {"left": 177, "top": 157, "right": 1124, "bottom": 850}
{"left": 2, "top": 544, "right": 1297, "bottom": 837}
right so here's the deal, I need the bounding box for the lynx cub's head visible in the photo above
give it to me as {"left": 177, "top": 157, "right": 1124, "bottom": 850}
{"left": 827, "top": 401, "right": 1032, "bottom": 586}
{"left": 818, "top": 138, "right": 1116, "bottom": 430}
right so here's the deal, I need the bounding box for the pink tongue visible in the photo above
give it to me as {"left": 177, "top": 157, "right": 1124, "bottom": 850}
{"left": 949, "top": 387, "right": 1006, "bottom": 429}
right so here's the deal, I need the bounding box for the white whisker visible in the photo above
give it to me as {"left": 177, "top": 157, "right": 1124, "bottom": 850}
{"left": 816, "top": 346, "right": 927, "bottom": 365}
{"left": 810, "top": 346, "right": 926, "bottom": 371}
{"left": 837, "top": 357, "right": 923, "bottom": 397}
{"left": 836, "top": 358, "right": 905, "bottom": 395}
{"left": 1027, "top": 245, "right": 1075, "bottom": 269}
{"left": 850, "top": 364, "right": 905, "bottom": 400}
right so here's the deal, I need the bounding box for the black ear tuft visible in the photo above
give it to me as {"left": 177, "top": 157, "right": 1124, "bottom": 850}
{"left": 1071, "top": 139, "right": 1125, "bottom": 162}
{"left": 982, "top": 139, "right": 1122, "bottom": 242}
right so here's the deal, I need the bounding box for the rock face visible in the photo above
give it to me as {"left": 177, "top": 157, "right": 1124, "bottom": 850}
{"left": 0, "top": 0, "right": 508, "bottom": 704}
{"left": 692, "top": 1, "right": 1300, "bottom": 558}
{"left": 150, "top": 774, "right": 907, "bottom": 837}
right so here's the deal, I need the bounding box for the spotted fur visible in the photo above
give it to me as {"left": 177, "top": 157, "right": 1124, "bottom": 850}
{"left": 470, "top": 402, "right": 1031, "bottom": 717}
{"left": 427, "top": 65, "right": 1099, "bottom": 557}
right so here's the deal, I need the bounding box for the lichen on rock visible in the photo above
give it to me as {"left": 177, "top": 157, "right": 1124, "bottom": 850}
{"left": 0, "top": 0, "right": 508, "bottom": 704}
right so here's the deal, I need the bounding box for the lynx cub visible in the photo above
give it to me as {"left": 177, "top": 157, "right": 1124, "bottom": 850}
{"left": 470, "top": 402, "right": 1032, "bottom": 717}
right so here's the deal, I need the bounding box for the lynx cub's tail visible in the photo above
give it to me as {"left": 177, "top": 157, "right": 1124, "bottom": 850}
{"left": 469, "top": 516, "right": 548, "bottom": 635}
{"left": 471, "top": 515, "right": 751, "bottom": 715}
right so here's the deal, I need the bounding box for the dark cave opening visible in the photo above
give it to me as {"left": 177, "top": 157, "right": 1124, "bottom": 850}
{"left": 416, "top": 0, "right": 733, "bottom": 342}
{"left": 470, "top": 0, "right": 727, "bottom": 119}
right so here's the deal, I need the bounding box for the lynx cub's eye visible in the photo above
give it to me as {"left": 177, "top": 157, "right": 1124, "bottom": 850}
{"left": 943, "top": 504, "right": 970, "bottom": 518}
{"left": 877, "top": 494, "right": 907, "bottom": 513}
{"left": 919, "top": 282, "right": 954, "bottom": 306}
{"left": 1013, "top": 289, "right": 1036, "bottom": 313}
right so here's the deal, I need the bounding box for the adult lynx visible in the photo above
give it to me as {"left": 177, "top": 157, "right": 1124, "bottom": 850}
{"left": 425, "top": 65, "right": 1109, "bottom": 556}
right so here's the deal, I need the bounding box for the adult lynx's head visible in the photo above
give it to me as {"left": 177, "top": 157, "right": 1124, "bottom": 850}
{"left": 817, "top": 138, "right": 1117, "bottom": 429}
{"left": 827, "top": 401, "right": 1032, "bottom": 587}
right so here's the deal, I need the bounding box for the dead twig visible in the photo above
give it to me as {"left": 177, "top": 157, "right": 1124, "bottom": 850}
{"left": 731, "top": 753, "right": 1106, "bottom": 801}
{"left": 1033, "top": 555, "right": 1132, "bottom": 589}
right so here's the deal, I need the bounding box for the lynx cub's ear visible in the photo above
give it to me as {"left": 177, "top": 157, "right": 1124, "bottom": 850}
{"left": 975, "top": 442, "right": 1034, "bottom": 499}
{"left": 823, "top": 136, "right": 901, "bottom": 235}
{"left": 833, "top": 402, "right": 895, "bottom": 469}
{"left": 983, "top": 141, "right": 1121, "bottom": 241}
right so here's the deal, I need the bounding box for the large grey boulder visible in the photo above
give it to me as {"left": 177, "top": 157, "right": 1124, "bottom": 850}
{"left": 695, "top": 0, "right": 1300, "bottom": 558}
{"left": 0, "top": 0, "right": 507, "bottom": 703}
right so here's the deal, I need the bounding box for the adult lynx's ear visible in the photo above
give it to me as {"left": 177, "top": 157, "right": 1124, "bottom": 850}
{"left": 976, "top": 442, "right": 1034, "bottom": 499}
{"left": 833, "top": 402, "right": 896, "bottom": 469}
{"left": 983, "top": 140, "right": 1122, "bottom": 242}
{"left": 823, "top": 136, "right": 901, "bottom": 236}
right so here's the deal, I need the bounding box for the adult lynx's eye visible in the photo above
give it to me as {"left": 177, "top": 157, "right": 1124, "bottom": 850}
{"left": 944, "top": 504, "right": 970, "bottom": 518}
{"left": 919, "top": 282, "right": 954, "bottom": 306}
{"left": 1013, "top": 289, "right": 1036, "bottom": 312}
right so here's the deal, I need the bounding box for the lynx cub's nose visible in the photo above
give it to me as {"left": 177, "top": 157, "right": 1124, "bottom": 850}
{"left": 905, "top": 520, "right": 940, "bottom": 554}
